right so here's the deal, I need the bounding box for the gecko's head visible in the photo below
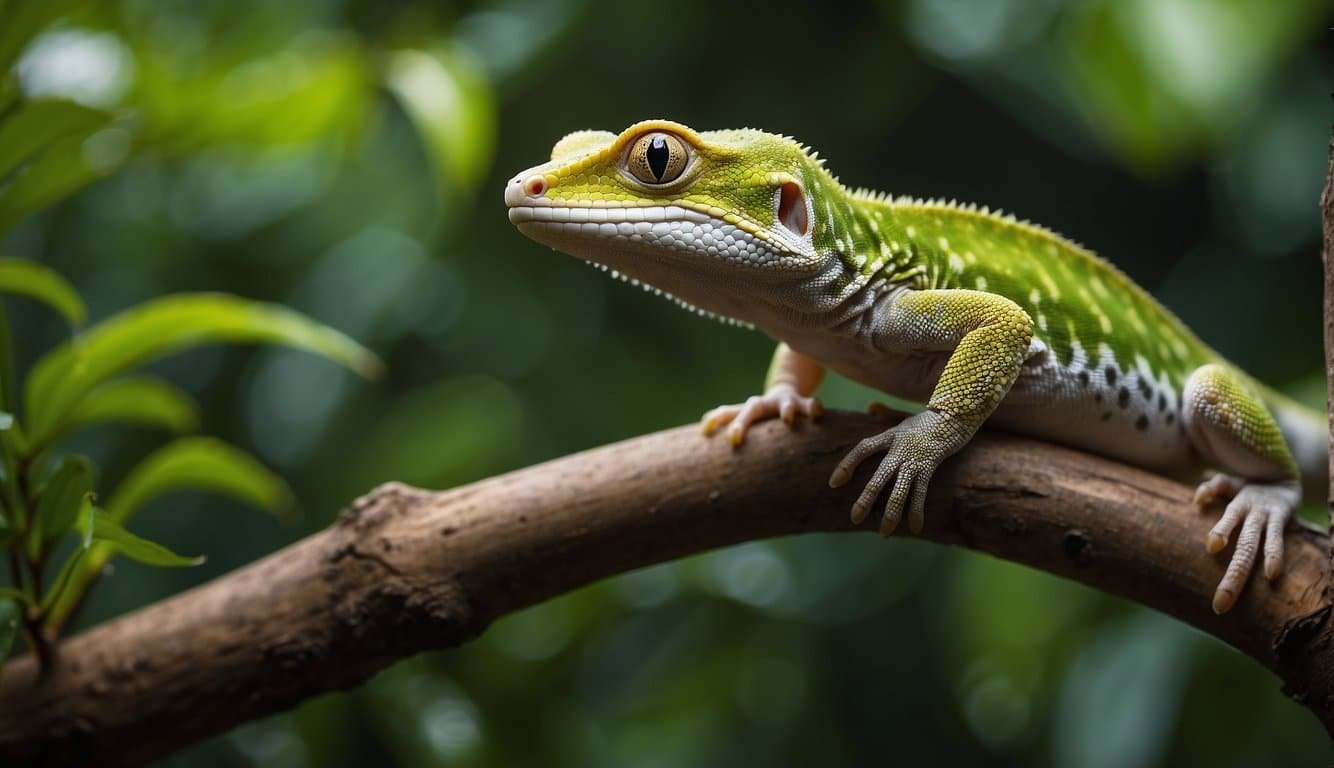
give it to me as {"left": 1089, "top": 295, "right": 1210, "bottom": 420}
{"left": 505, "top": 120, "right": 835, "bottom": 322}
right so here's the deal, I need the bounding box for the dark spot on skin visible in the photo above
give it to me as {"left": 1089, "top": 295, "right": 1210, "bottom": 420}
{"left": 1101, "top": 412, "right": 1112, "bottom": 421}
{"left": 1138, "top": 378, "right": 1152, "bottom": 399}
{"left": 1105, "top": 366, "right": 1118, "bottom": 386}
{"left": 1166, "top": 412, "right": 1176, "bottom": 425}
{"left": 1118, "top": 387, "right": 1130, "bottom": 408}
{"left": 1077, "top": 370, "right": 1089, "bottom": 387}
{"left": 1158, "top": 393, "right": 1167, "bottom": 412}
{"left": 1135, "top": 414, "right": 1149, "bottom": 431}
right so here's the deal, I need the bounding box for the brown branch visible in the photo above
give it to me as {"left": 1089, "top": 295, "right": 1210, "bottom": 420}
{"left": 0, "top": 412, "right": 1330, "bottom": 766}
{"left": 1322, "top": 132, "right": 1334, "bottom": 578}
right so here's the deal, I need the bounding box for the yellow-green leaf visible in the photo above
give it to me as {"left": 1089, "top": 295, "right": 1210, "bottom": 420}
{"left": 0, "top": 0, "right": 88, "bottom": 73}
{"left": 384, "top": 46, "right": 496, "bottom": 193}
{"left": 0, "top": 130, "right": 117, "bottom": 235}
{"left": 24, "top": 293, "right": 382, "bottom": 444}
{"left": 34, "top": 455, "right": 93, "bottom": 544}
{"left": 104, "top": 436, "right": 291, "bottom": 525}
{"left": 62, "top": 376, "right": 197, "bottom": 438}
{"left": 0, "top": 258, "right": 85, "bottom": 326}
{"left": 0, "top": 99, "right": 109, "bottom": 182}
{"left": 89, "top": 511, "right": 202, "bottom": 568}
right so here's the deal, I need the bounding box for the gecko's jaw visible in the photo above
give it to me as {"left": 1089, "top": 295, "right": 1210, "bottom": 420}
{"left": 507, "top": 203, "right": 786, "bottom": 269}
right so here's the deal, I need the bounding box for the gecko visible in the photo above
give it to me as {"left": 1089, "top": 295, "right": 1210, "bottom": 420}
{"left": 504, "top": 119, "right": 1327, "bottom": 614}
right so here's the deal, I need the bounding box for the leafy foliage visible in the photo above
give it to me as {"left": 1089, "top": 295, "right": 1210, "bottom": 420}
{"left": 0, "top": 2, "right": 381, "bottom": 669}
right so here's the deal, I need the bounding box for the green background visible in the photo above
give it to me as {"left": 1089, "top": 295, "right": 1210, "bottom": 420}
{"left": 4, "top": 0, "right": 1332, "bottom": 764}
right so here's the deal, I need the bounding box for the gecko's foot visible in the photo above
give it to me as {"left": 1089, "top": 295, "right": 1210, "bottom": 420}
{"left": 1193, "top": 475, "right": 1299, "bottom": 614}
{"left": 828, "top": 410, "right": 962, "bottom": 536}
{"left": 701, "top": 384, "right": 822, "bottom": 447}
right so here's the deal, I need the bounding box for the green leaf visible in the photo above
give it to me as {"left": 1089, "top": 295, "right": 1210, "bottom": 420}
{"left": 46, "top": 439, "right": 289, "bottom": 629}
{"left": 0, "top": 99, "right": 110, "bottom": 183}
{"left": 0, "top": 598, "right": 18, "bottom": 667}
{"left": 0, "top": 296, "right": 13, "bottom": 413}
{"left": 61, "top": 376, "right": 197, "bottom": 437}
{"left": 90, "top": 511, "right": 203, "bottom": 567}
{"left": 104, "top": 436, "right": 291, "bottom": 525}
{"left": 33, "top": 455, "right": 94, "bottom": 545}
{"left": 37, "top": 547, "right": 84, "bottom": 612}
{"left": 0, "top": 129, "right": 117, "bottom": 235}
{"left": 0, "top": 0, "right": 88, "bottom": 73}
{"left": 76, "top": 493, "right": 93, "bottom": 549}
{"left": 384, "top": 46, "right": 497, "bottom": 192}
{"left": 0, "top": 257, "right": 85, "bottom": 326}
{"left": 24, "top": 293, "right": 382, "bottom": 445}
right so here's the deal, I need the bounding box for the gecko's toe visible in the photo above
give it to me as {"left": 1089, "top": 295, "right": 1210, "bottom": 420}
{"left": 1212, "top": 586, "right": 1238, "bottom": 615}
{"left": 1193, "top": 474, "right": 1245, "bottom": 509}
{"left": 701, "top": 405, "right": 739, "bottom": 436}
{"left": 703, "top": 387, "right": 821, "bottom": 446}
{"left": 1205, "top": 481, "right": 1298, "bottom": 613}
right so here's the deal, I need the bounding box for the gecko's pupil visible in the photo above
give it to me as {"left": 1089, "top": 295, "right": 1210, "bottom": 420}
{"left": 646, "top": 136, "right": 670, "bottom": 180}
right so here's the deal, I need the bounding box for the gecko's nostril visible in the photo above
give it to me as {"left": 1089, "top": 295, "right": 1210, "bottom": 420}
{"left": 524, "top": 176, "right": 548, "bottom": 197}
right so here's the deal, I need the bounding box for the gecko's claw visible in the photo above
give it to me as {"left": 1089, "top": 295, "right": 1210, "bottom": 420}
{"left": 1194, "top": 476, "right": 1298, "bottom": 613}
{"left": 701, "top": 384, "right": 822, "bottom": 447}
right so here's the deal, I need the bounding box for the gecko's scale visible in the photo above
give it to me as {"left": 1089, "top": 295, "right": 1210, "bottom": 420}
{"left": 505, "top": 119, "right": 1327, "bottom": 614}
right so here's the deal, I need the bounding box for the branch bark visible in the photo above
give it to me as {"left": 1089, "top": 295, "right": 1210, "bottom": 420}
{"left": 1322, "top": 132, "right": 1334, "bottom": 576}
{"left": 0, "top": 412, "right": 1330, "bottom": 766}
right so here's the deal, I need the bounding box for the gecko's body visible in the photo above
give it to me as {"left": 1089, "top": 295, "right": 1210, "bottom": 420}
{"left": 505, "top": 120, "right": 1327, "bottom": 613}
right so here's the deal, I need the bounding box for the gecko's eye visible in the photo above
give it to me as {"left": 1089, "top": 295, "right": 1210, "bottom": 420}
{"left": 626, "top": 132, "right": 689, "bottom": 185}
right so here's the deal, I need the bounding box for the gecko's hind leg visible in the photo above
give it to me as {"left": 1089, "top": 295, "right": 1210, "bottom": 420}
{"left": 1183, "top": 364, "right": 1301, "bottom": 614}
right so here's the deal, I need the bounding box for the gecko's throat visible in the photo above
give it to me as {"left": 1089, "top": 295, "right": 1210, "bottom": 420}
{"left": 506, "top": 201, "right": 772, "bottom": 325}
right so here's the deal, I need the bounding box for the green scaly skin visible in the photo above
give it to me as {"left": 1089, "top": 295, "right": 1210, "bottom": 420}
{"left": 505, "top": 119, "right": 1327, "bottom": 614}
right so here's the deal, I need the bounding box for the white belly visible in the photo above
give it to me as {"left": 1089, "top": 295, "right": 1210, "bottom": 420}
{"left": 789, "top": 333, "right": 1199, "bottom": 478}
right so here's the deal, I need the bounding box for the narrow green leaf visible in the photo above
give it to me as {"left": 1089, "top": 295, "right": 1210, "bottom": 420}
{"left": 0, "top": 598, "right": 18, "bottom": 667}
{"left": 61, "top": 376, "right": 197, "bottom": 437}
{"left": 76, "top": 493, "right": 93, "bottom": 549}
{"left": 0, "top": 299, "right": 13, "bottom": 413}
{"left": 104, "top": 436, "right": 291, "bottom": 525}
{"left": 90, "top": 512, "right": 203, "bottom": 567}
{"left": 33, "top": 455, "right": 94, "bottom": 544}
{"left": 37, "top": 548, "right": 84, "bottom": 612}
{"left": 0, "top": 0, "right": 88, "bottom": 73}
{"left": 0, "top": 99, "right": 109, "bottom": 183}
{"left": 0, "top": 129, "right": 116, "bottom": 235}
{"left": 0, "top": 258, "right": 85, "bottom": 326}
{"left": 384, "top": 47, "right": 496, "bottom": 192}
{"left": 24, "top": 293, "right": 383, "bottom": 445}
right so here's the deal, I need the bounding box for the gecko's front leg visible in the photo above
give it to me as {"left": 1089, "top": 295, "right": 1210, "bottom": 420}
{"left": 829, "top": 289, "right": 1033, "bottom": 535}
{"left": 702, "top": 343, "right": 824, "bottom": 446}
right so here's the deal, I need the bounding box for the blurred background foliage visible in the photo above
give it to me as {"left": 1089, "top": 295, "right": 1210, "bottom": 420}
{"left": 2, "top": 0, "right": 1331, "bottom": 764}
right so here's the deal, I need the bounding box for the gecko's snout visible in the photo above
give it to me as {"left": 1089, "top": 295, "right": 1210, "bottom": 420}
{"left": 505, "top": 174, "right": 548, "bottom": 208}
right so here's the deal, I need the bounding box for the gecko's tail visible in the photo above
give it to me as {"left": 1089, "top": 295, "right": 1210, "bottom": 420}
{"left": 1272, "top": 398, "right": 1328, "bottom": 504}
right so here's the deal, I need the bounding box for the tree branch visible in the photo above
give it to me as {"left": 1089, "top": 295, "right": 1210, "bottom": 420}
{"left": 1321, "top": 132, "right": 1334, "bottom": 576}
{"left": 0, "top": 412, "right": 1330, "bottom": 766}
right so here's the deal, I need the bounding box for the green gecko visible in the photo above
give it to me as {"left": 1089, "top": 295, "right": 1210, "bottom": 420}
{"left": 505, "top": 119, "right": 1327, "bottom": 614}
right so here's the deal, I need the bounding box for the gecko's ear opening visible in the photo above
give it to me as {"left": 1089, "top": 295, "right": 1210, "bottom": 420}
{"left": 777, "top": 181, "right": 809, "bottom": 238}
